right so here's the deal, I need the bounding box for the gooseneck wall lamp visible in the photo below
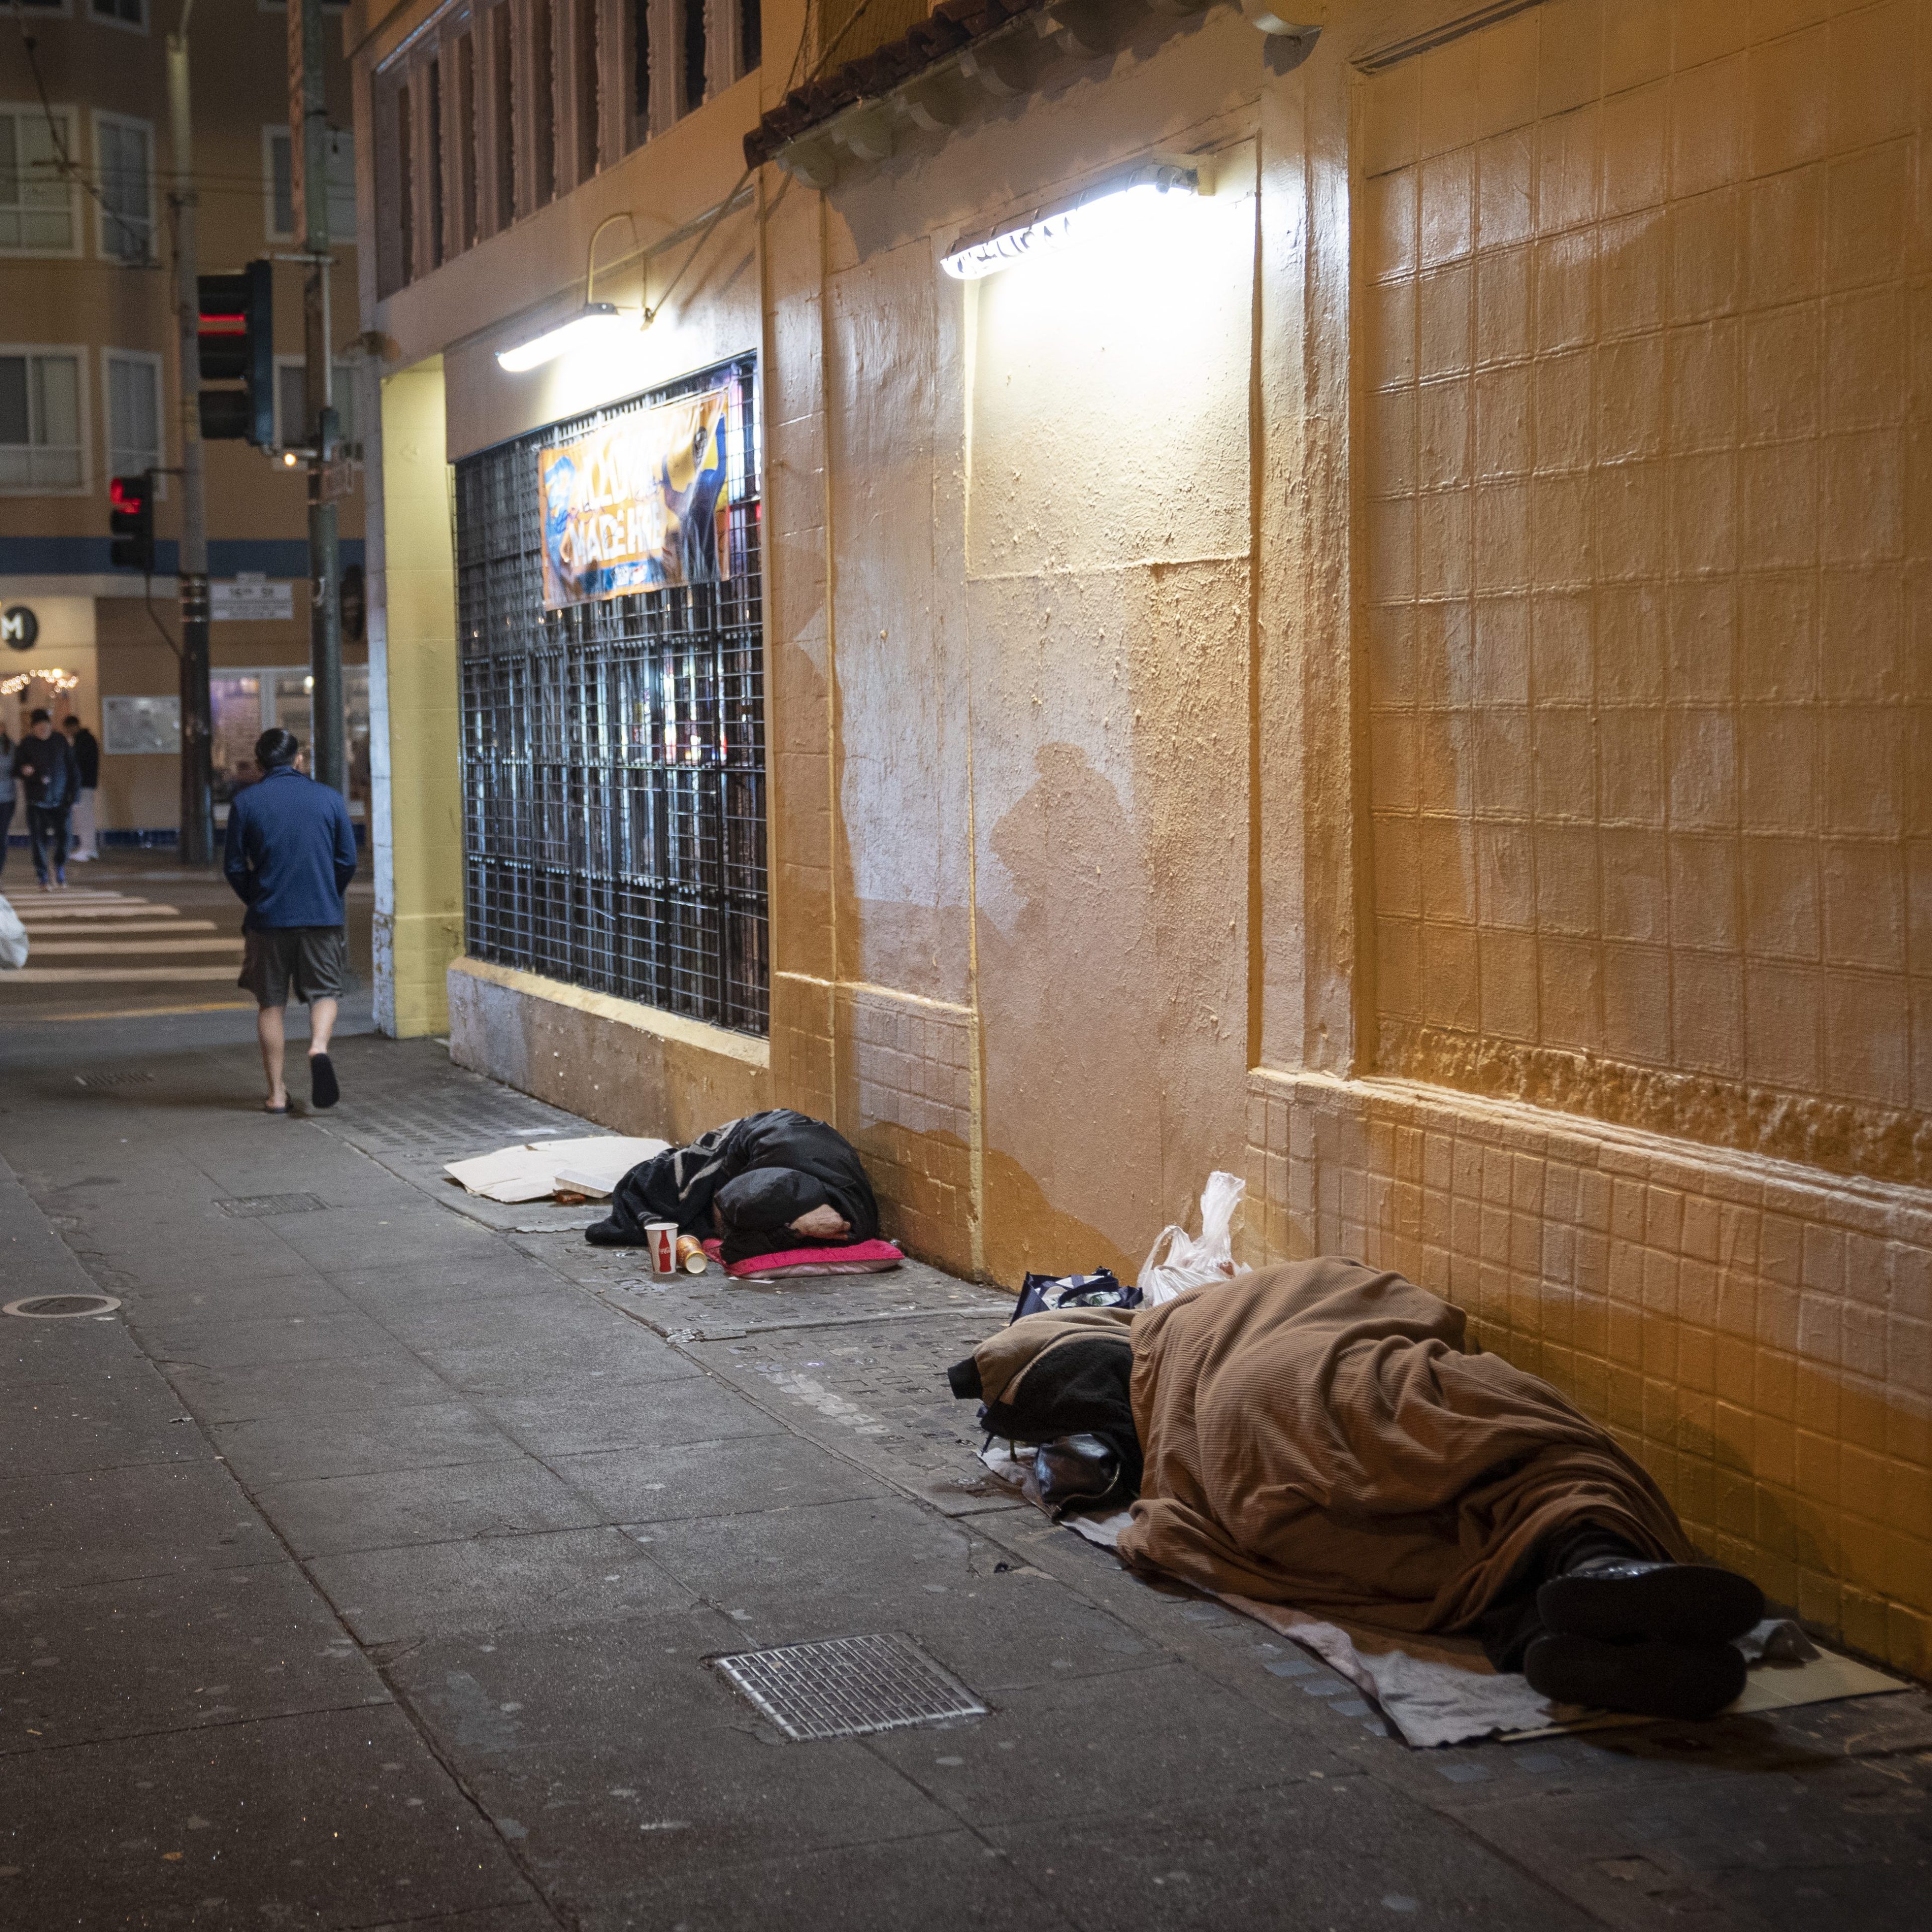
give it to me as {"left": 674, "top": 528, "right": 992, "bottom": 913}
{"left": 495, "top": 212, "right": 642, "bottom": 372}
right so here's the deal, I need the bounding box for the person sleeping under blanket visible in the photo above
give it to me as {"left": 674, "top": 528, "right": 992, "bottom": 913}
{"left": 586, "top": 1108, "right": 880, "bottom": 1265}
{"left": 948, "top": 1256, "right": 1767, "bottom": 1722}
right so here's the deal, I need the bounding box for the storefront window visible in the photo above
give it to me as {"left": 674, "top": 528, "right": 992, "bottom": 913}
{"left": 453, "top": 355, "right": 767, "bottom": 1037}
{"left": 211, "top": 665, "right": 371, "bottom": 821}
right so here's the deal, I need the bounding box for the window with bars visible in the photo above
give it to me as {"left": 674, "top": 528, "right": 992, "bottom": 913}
{"left": 454, "top": 355, "right": 768, "bottom": 1038}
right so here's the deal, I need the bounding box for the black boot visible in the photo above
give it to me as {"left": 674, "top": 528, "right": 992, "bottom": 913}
{"left": 1525, "top": 1633, "right": 1746, "bottom": 1720}
{"left": 1538, "top": 1556, "right": 1763, "bottom": 1646}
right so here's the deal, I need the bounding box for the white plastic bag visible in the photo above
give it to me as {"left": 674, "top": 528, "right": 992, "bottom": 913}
{"left": 1137, "top": 1171, "right": 1249, "bottom": 1307}
{"left": 0, "top": 895, "right": 26, "bottom": 971}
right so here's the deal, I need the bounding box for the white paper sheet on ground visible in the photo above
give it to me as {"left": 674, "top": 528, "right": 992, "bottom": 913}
{"left": 444, "top": 1137, "right": 667, "bottom": 1203}
{"left": 979, "top": 1445, "right": 1910, "bottom": 1748}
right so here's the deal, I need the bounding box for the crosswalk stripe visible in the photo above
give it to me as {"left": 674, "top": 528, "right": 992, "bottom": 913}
{"left": 0, "top": 967, "right": 244, "bottom": 983}
{"left": 19, "top": 920, "right": 218, "bottom": 935}
{"left": 3, "top": 904, "right": 176, "bottom": 919}
{"left": 27, "top": 939, "right": 243, "bottom": 956}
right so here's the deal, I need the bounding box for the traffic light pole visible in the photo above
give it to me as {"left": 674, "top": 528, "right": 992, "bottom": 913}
{"left": 292, "top": 0, "right": 345, "bottom": 798}
{"left": 168, "top": 1, "right": 213, "bottom": 865}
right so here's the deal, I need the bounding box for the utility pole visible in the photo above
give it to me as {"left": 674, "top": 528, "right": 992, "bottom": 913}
{"left": 290, "top": 0, "right": 345, "bottom": 795}
{"left": 168, "top": 0, "right": 214, "bottom": 865}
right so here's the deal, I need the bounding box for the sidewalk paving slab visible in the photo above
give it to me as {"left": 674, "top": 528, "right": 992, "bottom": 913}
{"left": 4, "top": 1029, "right": 1931, "bottom": 1931}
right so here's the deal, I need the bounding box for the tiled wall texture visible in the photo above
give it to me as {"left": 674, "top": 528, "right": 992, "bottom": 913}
{"left": 1358, "top": 0, "right": 1932, "bottom": 1186}
{"left": 1245, "top": 1067, "right": 1932, "bottom": 1675}
{"left": 833, "top": 982, "right": 978, "bottom": 1278}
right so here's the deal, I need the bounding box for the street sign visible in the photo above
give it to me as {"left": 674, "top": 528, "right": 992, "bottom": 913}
{"left": 210, "top": 580, "right": 295, "bottom": 621}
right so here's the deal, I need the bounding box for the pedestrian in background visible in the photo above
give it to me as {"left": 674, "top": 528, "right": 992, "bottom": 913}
{"left": 12, "top": 709, "right": 79, "bottom": 891}
{"left": 0, "top": 720, "right": 14, "bottom": 879}
{"left": 61, "top": 715, "right": 99, "bottom": 862}
{"left": 223, "top": 727, "right": 357, "bottom": 1113}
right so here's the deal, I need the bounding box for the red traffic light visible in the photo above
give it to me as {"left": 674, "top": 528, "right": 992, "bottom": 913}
{"left": 109, "top": 471, "right": 156, "bottom": 572}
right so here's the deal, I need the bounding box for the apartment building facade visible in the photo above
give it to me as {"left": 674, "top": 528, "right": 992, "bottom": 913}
{"left": 0, "top": 0, "right": 368, "bottom": 837}
{"left": 352, "top": 0, "right": 1932, "bottom": 1677}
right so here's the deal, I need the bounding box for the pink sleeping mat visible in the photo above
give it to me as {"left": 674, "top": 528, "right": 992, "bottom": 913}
{"left": 701, "top": 1237, "right": 905, "bottom": 1279}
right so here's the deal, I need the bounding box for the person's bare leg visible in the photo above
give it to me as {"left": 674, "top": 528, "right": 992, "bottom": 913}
{"left": 307, "top": 997, "right": 339, "bottom": 1059}
{"left": 257, "top": 1004, "right": 288, "bottom": 1110}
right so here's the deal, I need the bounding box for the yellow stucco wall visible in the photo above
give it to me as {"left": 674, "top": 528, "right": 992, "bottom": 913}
{"left": 365, "top": 0, "right": 1932, "bottom": 1675}
{"left": 375, "top": 357, "right": 464, "bottom": 1035}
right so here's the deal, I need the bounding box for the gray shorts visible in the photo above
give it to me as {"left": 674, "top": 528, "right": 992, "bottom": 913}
{"left": 239, "top": 926, "right": 350, "bottom": 1008}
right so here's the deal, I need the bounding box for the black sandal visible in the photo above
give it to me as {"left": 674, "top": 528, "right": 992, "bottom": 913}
{"left": 308, "top": 1053, "right": 340, "bottom": 1110}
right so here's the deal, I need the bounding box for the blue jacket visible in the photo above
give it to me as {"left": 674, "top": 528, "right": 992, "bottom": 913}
{"left": 223, "top": 765, "right": 358, "bottom": 931}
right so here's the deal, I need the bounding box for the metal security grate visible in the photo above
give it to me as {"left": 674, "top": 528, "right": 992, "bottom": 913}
{"left": 711, "top": 1634, "right": 986, "bottom": 1741}
{"left": 454, "top": 355, "right": 768, "bottom": 1036}
{"left": 74, "top": 1071, "right": 155, "bottom": 1088}
{"left": 217, "top": 1193, "right": 329, "bottom": 1218}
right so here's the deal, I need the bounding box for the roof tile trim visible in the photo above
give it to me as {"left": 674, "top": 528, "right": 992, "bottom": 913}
{"left": 744, "top": 0, "right": 1047, "bottom": 168}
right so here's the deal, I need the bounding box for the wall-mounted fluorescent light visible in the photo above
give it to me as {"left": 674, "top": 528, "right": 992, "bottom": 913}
{"left": 940, "top": 157, "right": 1213, "bottom": 282}
{"left": 496, "top": 302, "right": 624, "bottom": 373}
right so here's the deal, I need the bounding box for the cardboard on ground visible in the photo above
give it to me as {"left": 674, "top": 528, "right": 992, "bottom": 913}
{"left": 445, "top": 1136, "right": 667, "bottom": 1203}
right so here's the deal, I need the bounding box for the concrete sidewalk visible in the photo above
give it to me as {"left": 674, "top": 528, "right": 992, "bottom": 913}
{"left": 3, "top": 1027, "right": 1928, "bottom": 1931}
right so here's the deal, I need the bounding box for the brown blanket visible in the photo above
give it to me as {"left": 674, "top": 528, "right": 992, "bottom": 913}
{"left": 1117, "top": 1258, "right": 1692, "bottom": 1634}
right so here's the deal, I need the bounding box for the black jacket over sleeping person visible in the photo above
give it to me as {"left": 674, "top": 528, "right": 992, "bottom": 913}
{"left": 587, "top": 1109, "right": 880, "bottom": 1263}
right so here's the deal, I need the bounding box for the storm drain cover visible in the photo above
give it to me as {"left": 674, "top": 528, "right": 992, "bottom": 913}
{"left": 218, "top": 1193, "right": 328, "bottom": 1218}
{"left": 711, "top": 1634, "right": 985, "bottom": 1741}
{"left": 5, "top": 1294, "right": 122, "bottom": 1319}
{"left": 74, "top": 1071, "right": 154, "bottom": 1089}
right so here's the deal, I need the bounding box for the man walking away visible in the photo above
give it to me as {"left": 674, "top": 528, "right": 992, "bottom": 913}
{"left": 61, "top": 715, "right": 100, "bottom": 861}
{"left": 12, "top": 709, "right": 79, "bottom": 891}
{"left": 224, "top": 728, "right": 357, "bottom": 1113}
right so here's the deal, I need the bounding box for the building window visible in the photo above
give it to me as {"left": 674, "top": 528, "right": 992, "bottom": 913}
{"left": 454, "top": 355, "right": 768, "bottom": 1036}
{"left": 532, "top": 0, "right": 556, "bottom": 207}
{"left": 90, "top": 0, "right": 146, "bottom": 28}
{"left": 455, "top": 31, "right": 477, "bottom": 251}
{"left": 426, "top": 58, "right": 445, "bottom": 270}
{"left": 0, "top": 105, "right": 82, "bottom": 255}
{"left": 94, "top": 112, "right": 154, "bottom": 262}
{"left": 574, "top": 0, "right": 599, "bottom": 185}
{"left": 0, "top": 347, "right": 86, "bottom": 492}
{"left": 490, "top": 2, "right": 515, "bottom": 226}
{"left": 105, "top": 350, "right": 162, "bottom": 481}
{"left": 740, "top": 0, "right": 760, "bottom": 73}
{"left": 680, "top": 0, "right": 705, "bottom": 114}
{"left": 628, "top": 0, "right": 650, "bottom": 149}
{"left": 265, "top": 125, "right": 356, "bottom": 244}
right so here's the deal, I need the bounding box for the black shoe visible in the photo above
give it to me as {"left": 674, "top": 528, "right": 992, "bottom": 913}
{"left": 1524, "top": 1633, "right": 1745, "bottom": 1719}
{"left": 308, "top": 1052, "right": 340, "bottom": 1109}
{"left": 1538, "top": 1558, "right": 1763, "bottom": 1646}
{"left": 584, "top": 1216, "right": 632, "bottom": 1247}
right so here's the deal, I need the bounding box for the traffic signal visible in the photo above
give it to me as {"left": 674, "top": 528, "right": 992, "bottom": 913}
{"left": 197, "top": 260, "right": 274, "bottom": 445}
{"left": 108, "top": 472, "right": 155, "bottom": 572}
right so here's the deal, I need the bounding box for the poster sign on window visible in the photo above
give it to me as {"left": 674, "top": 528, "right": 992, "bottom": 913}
{"left": 537, "top": 387, "right": 733, "bottom": 610}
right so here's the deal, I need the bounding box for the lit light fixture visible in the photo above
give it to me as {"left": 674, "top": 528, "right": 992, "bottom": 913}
{"left": 281, "top": 450, "right": 298, "bottom": 468}
{"left": 495, "top": 301, "right": 625, "bottom": 373}
{"left": 940, "top": 156, "right": 1213, "bottom": 281}
{"left": 1, "top": 667, "right": 79, "bottom": 697}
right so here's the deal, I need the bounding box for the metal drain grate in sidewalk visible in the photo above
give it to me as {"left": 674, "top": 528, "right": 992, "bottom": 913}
{"left": 5, "top": 1294, "right": 121, "bottom": 1319}
{"left": 74, "top": 1071, "right": 154, "bottom": 1089}
{"left": 711, "top": 1634, "right": 986, "bottom": 1742}
{"left": 217, "top": 1193, "right": 329, "bottom": 1218}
